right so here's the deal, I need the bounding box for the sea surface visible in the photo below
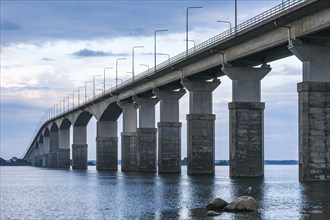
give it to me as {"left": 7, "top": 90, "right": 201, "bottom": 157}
{"left": 0, "top": 165, "right": 329, "bottom": 220}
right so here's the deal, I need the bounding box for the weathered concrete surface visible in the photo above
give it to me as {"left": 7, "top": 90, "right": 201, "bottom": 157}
{"left": 72, "top": 144, "right": 88, "bottom": 170}
{"left": 187, "top": 114, "right": 216, "bottom": 175}
{"left": 158, "top": 122, "right": 182, "bottom": 173}
{"left": 137, "top": 128, "right": 157, "bottom": 172}
{"left": 42, "top": 155, "right": 49, "bottom": 168}
{"left": 58, "top": 148, "right": 70, "bottom": 168}
{"left": 121, "top": 132, "right": 138, "bottom": 171}
{"left": 298, "top": 82, "right": 330, "bottom": 181}
{"left": 96, "top": 137, "right": 118, "bottom": 170}
{"left": 229, "top": 102, "right": 265, "bottom": 177}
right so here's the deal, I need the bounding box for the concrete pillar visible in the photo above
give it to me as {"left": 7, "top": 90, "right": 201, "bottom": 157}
{"left": 49, "top": 127, "right": 59, "bottom": 168}
{"left": 153, "top": 88, "right": 186, "bottom": 173}
{"left": 58, "top": 128, "right": 70, "bottom": 169}
{"left": 181, "top": 78, "right": 220, "bottom": 175}
{"left": 222, "top": 63, "right": 271, "bottom": 177}
{"left": 38, "top": 140, "right": 44, "bottom": 167}
{"left": 133, "top": 96, "right": 159, "bottom": 172}
{"left": 96, "top": 121, "right": 118, "bottom": 170}
{"left": 43, "top": 135, "right": 50, "bottom": 167}
{"left": 72, "top": 126, "right": 88, "bottom": 170}
{"left": 289, "top": 40, "right": 330, "bottom": 181}
{"left": 118, "top": 100, "right": 138, "bottom": 171}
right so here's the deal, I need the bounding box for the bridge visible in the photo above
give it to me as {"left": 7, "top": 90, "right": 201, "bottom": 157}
{"left": 23, "top": 0, "right": 330, "bottom": 182}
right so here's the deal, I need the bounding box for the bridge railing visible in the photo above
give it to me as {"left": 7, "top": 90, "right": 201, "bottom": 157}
{"left": 23, "top": 0, "right": 304, "bottom": 159}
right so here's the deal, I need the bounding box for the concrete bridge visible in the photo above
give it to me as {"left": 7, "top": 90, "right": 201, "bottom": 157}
{"left": 23, "top": 0, "right": 330, "bottom": 182}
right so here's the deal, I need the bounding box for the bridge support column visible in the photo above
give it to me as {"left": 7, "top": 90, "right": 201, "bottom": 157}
{"left": 49, "top": 127, "right": 59, "bottom": 168}
{"left": 134, "top": 96, "right": 159, "bottom": 172}
{"left": 96, "top": 121, "right": 118, "bottom": 170}
{"left": 289, "top": 40, "right": 330, "bottom": 182}
{"left": 72, "top": 126, "right": 88, "bottom": 170}
{"left": 222, "top": 64, "right": 271, "bottom": 177}
{"left": 153, "top": 88, "right": 186, "bottom": 173}
{"left": 58, "top": 128, "right": 70, "bottom": 169}
{"left": 38, "top": 141, "right": 44, "bottom": 167}
{"left": 182, "top": 78, "right": 220, "bottom": 175}
{"left": 43, "top": 135, "right": 50, "bottom": 167}
{"left": 118, "top": 100, "right": 138, "bottom": 171}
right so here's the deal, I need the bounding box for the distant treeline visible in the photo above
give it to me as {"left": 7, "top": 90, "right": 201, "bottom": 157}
{"left": 0, "top": 157, "right": 29, "bottom": 166}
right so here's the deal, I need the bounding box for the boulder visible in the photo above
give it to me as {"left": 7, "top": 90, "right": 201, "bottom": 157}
{"left": 206, "top": 210, "right": 221, "bottom": 216}
{"left": 206, "top": 198, "right": 228, "bottom": 211}
{"left": 224, "top": 196, "right": 257, "bottom": 212}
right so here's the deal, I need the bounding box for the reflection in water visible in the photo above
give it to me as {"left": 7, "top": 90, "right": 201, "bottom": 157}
{"left": 1, "top": 166, "right": 329, "bottom": 220}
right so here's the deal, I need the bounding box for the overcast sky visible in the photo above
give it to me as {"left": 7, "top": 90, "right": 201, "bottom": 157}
{"left": 1, "top": 0, "right": 302, "bottom": 160}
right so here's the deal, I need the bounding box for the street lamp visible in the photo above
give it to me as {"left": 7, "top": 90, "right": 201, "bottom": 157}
{"left": 73, "top": 90, "right": 78, "bottom": 107}
{"left": 85, "top": 80, "right": 92, "bottom": 102}
{"left": 186, "top": 6, "right": 203, "bottom": 56}
{"left": 93, "top": 74, "right": 102, "bottom": 97}
{"left": 78, "top": 86, "right": 84, "bottom": 104}
{"left": 217, "top": 20, "right": 232, "bottom": 35}
{"left": 183, "top": 39, "right": 196, "bottom": 48}
{"left": 103, "top": 67, "right": 113, "bottom": 94}
{"left": 154, "top": 29, "right": 168, "bottom": 74}
{"left": 140, "top": 64, "right": 150, "bottom": 75}
{"left": 235, "top": 0, "right": 237, "bottom": 34}
{"left": 116, "top": 58, "right": 126, "bottom": 89}
{"left": 158, "top": 53, "right": 170, "bottom": 63}
{"left": 132, "top": 46, "right": 144, "bottom": 82}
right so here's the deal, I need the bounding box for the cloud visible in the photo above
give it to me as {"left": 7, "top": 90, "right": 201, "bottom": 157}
{"left": 0, "top": 19, "right": 21, "bottom": 31}
{"left": 71, "top": 49, "right": 129, "bottom": 57}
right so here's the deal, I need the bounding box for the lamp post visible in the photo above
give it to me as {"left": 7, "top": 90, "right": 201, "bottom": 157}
{"left": 78, "top": 86, "right": 84, "bottom": 104}
{"left": 73, "top": 90, "right": 78, "bottom": 107}
{"left": 93, "top": 75, "right": 102, "bottom": 97}
{"left": 158, "top": 53, "right": 170, "bottom": 63}
{"left": 140, "top": 64, "right": 150, "bottom": 75}
{"left": 85, "top": 80, "right": 92, "bottom": 102}
{"left": 217, "top": 20, "right": 232, "bottom": 34}
{"left": 103, "top": 67, "right": 113, "bottom": 94}
{"left": 235, "top": 0, "right": 237, "bottom": 34}
{"left": 154, "top": 29, "right": 168, "bottom": 74}
{"left": 183, "top": 39, "right": 196, "bottom": 48}
{"left": 186, "top": 6, "right": 203, "bottom": 56}
{"left": 116, "top": 58, "right": 126, "bottom": 89}
{"left": 132, "top": 46, "right": 144, "bottom": 82}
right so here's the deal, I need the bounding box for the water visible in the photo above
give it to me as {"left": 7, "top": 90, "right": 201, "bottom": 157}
{"left": 1, "top": 166, "right": 329, "bottom": 220}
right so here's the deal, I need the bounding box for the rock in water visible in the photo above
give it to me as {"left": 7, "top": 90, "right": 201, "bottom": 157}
{"left": 206, "top": 198, "right": 228, "bottom": 211}
{"left": 224, "top": 196, "right": 258, "bottom": 212}
{"left": 206, "top": 210, "right": 221, "bottom": 216}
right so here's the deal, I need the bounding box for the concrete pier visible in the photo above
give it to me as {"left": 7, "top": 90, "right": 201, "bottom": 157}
{"left": 72, "top": 125, "right": 88, "bottom": 169}
{"left": 289, "top": 40, "right": 330, "bottom": 181}
{"left": 153, "top": 88, "right": 186, "bottom": 173}
{"left": 58, "top": 128, "right": 70, "bottom": 168}
{"left": 182, "top": 78, "right": 220, "bottom": 175}
{"left": 118, "top": 100, "right": 138, "bottom": 171}
{"left": 134, "top": 96, "right": 159, "bottom": 172}
{"left": 49, "top": 124, "right": 59, "bottom": 168}
{"left": 96, "top": 121, "right": 118, "bottom": 170}
{"left": 222, "top": 63, "right": 271, "bottom": 177}
{"left": 43, "top": 131, "right": 50, "bottom": 167}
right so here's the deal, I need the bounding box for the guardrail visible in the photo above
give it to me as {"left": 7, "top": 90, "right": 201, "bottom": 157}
{"left": 22, "top": 0, "right": 304, "bottom": 159}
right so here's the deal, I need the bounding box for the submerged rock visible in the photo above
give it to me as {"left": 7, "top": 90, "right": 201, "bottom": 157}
{"left": 206, "top": 198, "right": 228, "bottom": 211}
{"left": 224, "top": 196, "right": 258, "bottom": 212}
{"left": 206, "top": 210, "right": 221, "bottom": 216}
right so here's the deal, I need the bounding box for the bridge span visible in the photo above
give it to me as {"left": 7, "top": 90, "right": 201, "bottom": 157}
{"left": 23, "top": 0, "right": 330, "bottom": 182}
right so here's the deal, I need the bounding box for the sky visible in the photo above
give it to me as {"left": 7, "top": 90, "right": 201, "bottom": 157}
{"left": 1, "top": 0, "right": 302, "bottom": 160}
